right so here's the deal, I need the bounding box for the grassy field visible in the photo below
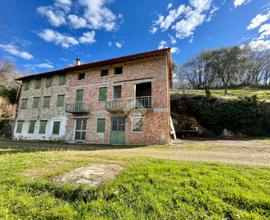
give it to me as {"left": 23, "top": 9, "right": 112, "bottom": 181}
{"left": 0, "top": 140, "right": 269, "bottom": 219}
{"left": 172, "top": 88, "right": 270, "bottom": 102}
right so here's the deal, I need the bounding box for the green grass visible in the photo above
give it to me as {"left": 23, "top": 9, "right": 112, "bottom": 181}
{"left": 0, "top": 142, "right": 269, "bottom": 219}
{"left": 173, "top": 87, "right": 270, "bottom": 102}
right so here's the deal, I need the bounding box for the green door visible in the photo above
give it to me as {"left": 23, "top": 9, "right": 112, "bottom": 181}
{"left": 110, "top": 117, "right": 125, "bottom": 145}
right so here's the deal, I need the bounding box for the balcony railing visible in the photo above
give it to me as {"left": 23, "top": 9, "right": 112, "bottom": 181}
{"left": 136, "top": 96, "right": 152, "bottom": 109}
{"left": 106, "top": 96, "right": 152, "bottom": 113}
{"left": 66, "top": 102, "right": 91, "bottom": 113}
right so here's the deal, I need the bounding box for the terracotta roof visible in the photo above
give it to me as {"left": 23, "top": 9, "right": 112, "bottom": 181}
{"left": 16, "top": 48, "right": 171, "bottom": 81}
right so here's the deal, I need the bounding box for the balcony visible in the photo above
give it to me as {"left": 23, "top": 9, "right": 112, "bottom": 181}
{"left": 66, "top": 102, "right": 91, "bottom": 113}
{"left": 106, "top": 96, "right": 152, "bottom": 114}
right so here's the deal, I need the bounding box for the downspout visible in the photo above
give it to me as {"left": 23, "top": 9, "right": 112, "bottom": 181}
{"left": 11, "top": 80, "right": 22, "bottom": 140}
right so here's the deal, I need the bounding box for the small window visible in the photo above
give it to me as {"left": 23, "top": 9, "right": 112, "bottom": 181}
{"left": 100, "top": 69, "right": 109, "bottom": 77}
{"left": 56, "top": 95, "right": 65, "bottom": 107}
{"left": 59, "top": 74, "right": 66, "bottom": 85}
{"left": 16, "top": 121, "right": 24, "bottom": 133}
{"left": 42, "top": 96, "right": 50, "bottom": 108}
{"left": 32, "top": 97, "right": 40, "bottom": 109}
{"left": 114, "top": 67, "right": 123, "bottom": 75}
{"left": 52, "top": 121, "right": 61, "bottom": 135}
{"left": 133, "top": 118, "right": 143, "bottom": 132}
{"left": 99, "top": 87, "right": 107, "bottom": 102}
{"left": 97, "top": 118, "right": 106, "bottom": 133}
{"left": 113, "top": 85, "right": 121, "bottom": 99}
{"left": 45, "top": 77, "right": 52, "bottom": 88}
{"left": 20, "top": 98, "right": 28, "bottom": 109}
{"left": 28, "top": 121, "right": 36, "bottom": 134}
{"left": 23, "top": 81, "right": 29, "bottom": 91}
{"left": 78, "top": 73, "right": 85, "bottom": 80}
{"left": 39, "top": 120, "right": 47, "bottom": 134}
{"left": 35, "top": 79, "right": 41, "bottom": 89}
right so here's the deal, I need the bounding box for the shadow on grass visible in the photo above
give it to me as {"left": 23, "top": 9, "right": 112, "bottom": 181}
{"left": 0, "top": 140, "right": 145, "bottom": 154}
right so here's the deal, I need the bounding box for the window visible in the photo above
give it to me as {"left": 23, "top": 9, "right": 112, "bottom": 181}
{"left": 59, "top": 74, "right": 66, "bottom": 85}
{"left": 20, "top": 98, "right": 28, "bottom": 109}
{"left": 56, "top": 95, "right": 65, "bottom": 107}
{"left": 32, "top": 97, "right": 40, "bottom": 109}
{"left": 111, "top": 117, "right": 125, "bottom": 131}
{"left": 16, "top": 121, "right": 24, "bottom": 133}
{"left": 45, "top": 77, "right": 52, "bottom": 88}
{"left": 28, "top": 121, "right": 36, "bottom": 134}
{"left": 78, "top": 73, "right": 85, "bottom": 80}
{"left": 42, "top": 96, "right": 50, "bottom": 108}
{"left": 132, "top": 118, "right": 143, "bottom": 132}
{"left": 76, "top": 90, "right": 84, "bottom": 102}
{"left": 75, "top": 118, "right": 87, "bottom": 141}
{"left": 100, "top": 69, "right": 108, "bottom": 77}
{"left": 23, "top": 81, "right": 29, "bottom": 91}
{"left": 97, "top": 118, "right": 106, "bottom": 133}
{"left": 114, "top": 66, "right": 123, "bottom": 75}
{"left": 99, "top": 87, "right": 107, "bottom": 102}
{"left": 35, "top": 79, "right": 41, "bottom": 89}
{"left": 39, "top": 120, "right": 47, "bottom": 134}
{"left": 52, "top": 121, "right": 61, "bottom": 135}
{"left": 113, "top": 85, "right": 121, "bottom": 99}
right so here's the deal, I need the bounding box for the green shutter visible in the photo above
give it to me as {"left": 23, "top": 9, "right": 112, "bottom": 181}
{"left": 57, "top": 95, "right": 65, "bottom": 107}
{"left": 43, "top": 96, "right": 50, "bottom": 108}
{"left": 23, "top": 81, "right": 29, "bottom": 90}
{"left": 16, "top": 121, "right": 24, "bottom": 133}
{"left": 45, "top": 77, "right": 52, "bottom": 87}
{"left": 28, "top": 121, "right": 36, "bottom": 134}
{"left": 35, "top": 79, "right": 41, "bottom": 89}
{"left": 97, "top": 118, "right": 105, "bottom": 133}
{"left": 99, "top": 87, "right": 107, "bottom": 101}
{"left": 39, "top": 121, "right": 47, "bottom": 134}
{"left": 21, "top": 99, "right": 28, "bottom": 109}
{"left": 76, "top": 90, "right": 83, "bottom": 102}
{"left": 52, "top": 121, "right": 61, "bottom": 135}
{"left": 59, "top": 75, "right": 66, "bottom": 85}
{"left": 32, "top": 97, "right": 40, "bottom": 109}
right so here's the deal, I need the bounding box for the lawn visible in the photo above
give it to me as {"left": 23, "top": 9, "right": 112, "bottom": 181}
{"left": 0, "top": 140, "right": 269, "bottom": 219}
{"left": 172, "top": 88, "right": 270, "bottom": 102}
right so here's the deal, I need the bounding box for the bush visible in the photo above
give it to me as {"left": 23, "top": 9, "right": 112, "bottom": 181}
{"left": 171, "top": 94, "right": 270, "bottom": 137}
{"left": 0, "top": 87, "right": 18, "bottom": 104}
{"left": 0, "top": 119, "right": 13, "bottom": 138}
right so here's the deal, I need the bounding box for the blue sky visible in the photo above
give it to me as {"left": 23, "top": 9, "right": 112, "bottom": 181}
{"left": 0, "top": 0, "right": 269, "bottom": 75}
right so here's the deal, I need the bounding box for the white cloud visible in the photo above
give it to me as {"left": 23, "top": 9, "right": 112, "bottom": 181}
{"left": 79, "top": 31, "right": 96, "bottom": 44}
{"left": 38, "top": 29, "right": 79, "bottom": 48}
{"left": 247, "top": 11, "right": 270, "bottom": 30}
{"left": 171, "top": 47, "right": 180, "bottom": 54}
{"left": 115, "top": 42, "right": 122, "bottom": 48}
{"left": 167, "top": 3, "right": 173, "bottom": 10}
{"left": 68, "top": 14, "right": 88, "bottom": 29}
{"left": 55, "top": 0, "right": 72, "bottom": 12}
{"left": 108, "top": 41, "right": 112, "bottom": 46}
{"left": 234, "top": 0, "right": 251, "bottom": 8}
{"left": 169, "top": 35, "right": 177, "bottom": 44}
{"left": 37, "top": 6, "right": 66, "bottom": 27}
{"left": 25, "top": 63, "right": 54, "bottom": 69}
{"left": 258, "top": 23, "right": 270, "bottom": 39}
{"left": 248, "top": 39, "right": 270, "bottom": 51}
{"left": 78, "top": 0, "right": 119, "bottom": 31}
{"left": 158, "top": 41, "right": 179, "bottom": 54}
{"left": 0, "top": 44, "right": 33, "bottom": 60}
{"left": 151, "top": 0, "right": 215, "bottom": 40}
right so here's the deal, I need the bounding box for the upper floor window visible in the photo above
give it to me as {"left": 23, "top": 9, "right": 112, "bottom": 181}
{"left": 114, "top": 67, "right": 123, "bottom": 75}
{"left": 59, "top": 74, "right": 66, "bottom": 85}
{"left": 42, "top": 96, "right": 50, "bottom": 108}
{"left": 78, "top": 73, "right": 85, "bottom": 80}
{"left": 57, "top": 95, "right": 65, "bottom": 107}
{"left": 32, "top": 97, "right": 40, "bottom": 109}
{"left": 20, "top": 98, "right": 28, "bottom": 109}
{"left": 99, "top": 87, "right": 107, "bottom": 102}
{"left": 100, "top": 69, "right": 109, "bottom": 77}
{"left": 45, "top": 76, "right": 52, "bottom": 88}
{"left": 35, "top": 79, "right": 41, "bottom": 89}
{"left": 113, "top": 85, "right": 122, "bottom": 99}
{"left": 23, "top": 81, "right": 29, "bottom": 91}
{"left": 76, "top": 90, "right": 84, "bottom": 102}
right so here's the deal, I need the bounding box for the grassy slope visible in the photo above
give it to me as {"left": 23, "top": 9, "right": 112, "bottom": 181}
{"left": 0, "top": 143, "right": 269, "bottom": 219}
{"left": 173, "top": 88, "right": 270, "bottom": 102}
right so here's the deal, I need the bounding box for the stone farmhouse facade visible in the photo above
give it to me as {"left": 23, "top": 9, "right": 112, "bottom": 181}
{"left": 13, "top": 48, "right": 172, "bottom": 145}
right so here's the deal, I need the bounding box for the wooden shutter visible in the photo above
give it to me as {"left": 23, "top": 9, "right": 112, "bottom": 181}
{"left": 99, "top": 87, "right": 107, "bottom": 101}
{"left": 76, "top": 90, "right": 83, "bottom": 102}
{"left": 52, "top": 121, "right": 61, "bottom": 135}
{"left": 45, "top": 77, "right": 52, "bottom": 87}
{"left": 97, "top": 118, "right": 105, "bottom": 133}
{"left": 59, "top": 75, "right": 66, "bottom": 85}
{"left": 39, "top": 121, "right": 47, "bottom": 134}
{"left": 35, "top": 79, "right": 41, "bottom": 89}
{"left": 33, "top": 97, "right": 40, "bottom": 108}
{"left": 57, "top": 95, "right": 65, "bottom": 107}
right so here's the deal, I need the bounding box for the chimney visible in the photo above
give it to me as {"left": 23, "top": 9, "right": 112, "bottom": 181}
{"left": 75, "top": 58, "right": 81, "bottom": 66}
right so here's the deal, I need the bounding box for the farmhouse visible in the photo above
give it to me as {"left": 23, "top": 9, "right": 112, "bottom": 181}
{"left": 13, "top": 48, "right": 172, "bottom": 145}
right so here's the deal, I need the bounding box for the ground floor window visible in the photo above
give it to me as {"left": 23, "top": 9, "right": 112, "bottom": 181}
{"left": 39, "top": 120, "right": 47, "bottom": 134}
{"left": 132, "top": 117, "right": 143, "bottom": 132}
{"left": 16, "top": 121, "right": 24, "bottom": 133}
{"left": 52, "top": 121, "right": 61, "bottom": 135}
{"left": 112, "top": 117, "right": 125, "bottom": 131}
{"left": 97, "top": 118, "right": 106, "bottom": 133}
{"left": 75, "top": 118, "right": 87, "bottom": 141}
{"left": 28, "top": 121, "right": 36, "bottom": 134}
